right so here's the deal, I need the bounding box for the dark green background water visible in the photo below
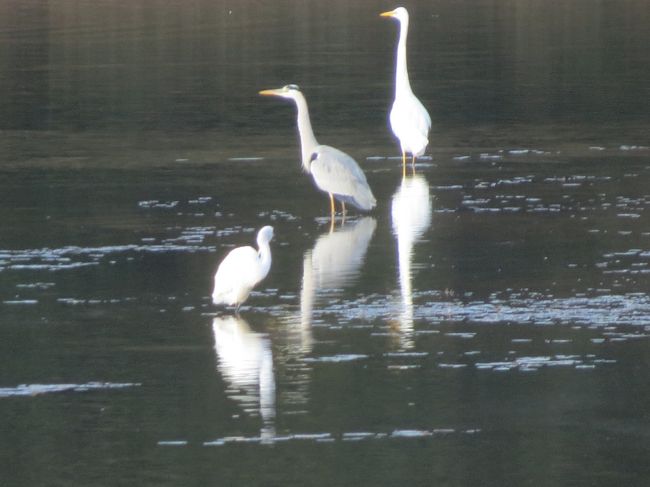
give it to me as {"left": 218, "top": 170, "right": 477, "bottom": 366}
{"left": 1, "top": 1, "right": 649, "bottom": 486}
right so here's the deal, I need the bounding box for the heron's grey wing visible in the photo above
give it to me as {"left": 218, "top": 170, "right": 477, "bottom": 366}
{"left": 309, "top": 145, "right": 376, "bottom": 210}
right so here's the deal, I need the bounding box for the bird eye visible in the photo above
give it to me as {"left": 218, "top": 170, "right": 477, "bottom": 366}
{"left": 287, "top": 84, "right": 299, "bottom": 91}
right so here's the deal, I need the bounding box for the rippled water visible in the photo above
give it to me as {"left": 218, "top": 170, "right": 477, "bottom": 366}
{"left": 2, "top": 1, "right": 650, "bottom": 486}
{"left": 2, "top": 144, "right": 650, "bottom": 484}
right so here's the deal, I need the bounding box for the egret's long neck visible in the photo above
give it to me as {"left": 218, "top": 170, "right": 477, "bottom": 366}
{"left": 395, "top": 18, "right": 412, "bottom": 97}
{"left": 293, "top": 93, "right": 319, "bottom": 173}
{"left": 257, "top": 238, "right": 272, "bottom": 270}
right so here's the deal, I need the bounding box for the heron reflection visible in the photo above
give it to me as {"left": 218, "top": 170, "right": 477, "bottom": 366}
{"left": 300, "top": 217, "right": 377, "bottom": 332}
{"left": 391, "top": 174, "right": 432, "bottom": 348}
{"left": 266, "top": 218, "right": 377, "bottom": 413}
{"left": 212, "top": 315, "right": 276, "bottom": 442}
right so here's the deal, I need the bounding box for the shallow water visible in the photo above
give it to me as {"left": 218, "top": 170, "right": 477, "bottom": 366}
{"left": 1, "top": 1, "right": 650, "bottom": 486}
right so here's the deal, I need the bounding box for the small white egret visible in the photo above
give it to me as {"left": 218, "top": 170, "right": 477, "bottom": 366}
{"left": 381, "top": 7, "right": 432, "bottom": 175}
{"left": 212, "top": 225, "right": 274, "bottom": 311}
{"left": 259, "top": 85, "right": 376, "bottom": 220}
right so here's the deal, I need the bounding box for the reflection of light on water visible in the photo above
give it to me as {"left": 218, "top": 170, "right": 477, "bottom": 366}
{"left": 0, "top": 382, "right": 141, "bottom": 397}
{"left": 0, "top": 243, "right": 216, "bottom": 272}
{"left": 159, "top": 427, "right": 480, "bottom": 447}
{"left": 391, "top": 174, "right": 432, "bottom": 348}
{"left": 212, "top": 315, "right": 276, "bottom": 442}
{"left": 316, "top": 290, "right": 650, "bottom": 332}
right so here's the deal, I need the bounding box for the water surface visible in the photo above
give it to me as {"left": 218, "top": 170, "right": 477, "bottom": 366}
{"left": 1, "top": 1, "right": 649, "bottom": 486}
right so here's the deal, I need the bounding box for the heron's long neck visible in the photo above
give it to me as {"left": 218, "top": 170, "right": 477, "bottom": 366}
{"left": 395, "top": 19, "right": 412, "bottom": 97}
{"left": 294, "top": 94, "right": 319, "bottom": 173}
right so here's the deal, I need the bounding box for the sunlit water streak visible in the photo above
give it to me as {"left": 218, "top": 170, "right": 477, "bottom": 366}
{"left": 158, "top": 426, "right": 481, "bottom": 448}
{"left": 291, "top": 291, "right": 650, "bottom": 330}
{"left": 0, "top": 382, "right": 141, "bottom": 397}
{"left": 0, "top": 243, "right": 216, "bottom": 272}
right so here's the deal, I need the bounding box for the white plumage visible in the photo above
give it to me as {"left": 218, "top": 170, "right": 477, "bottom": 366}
{"left": 381, "top": 7, "right": 431, "bottom": 171}
{"left": 212, "top": 226, "right": 274, "bottom": 310}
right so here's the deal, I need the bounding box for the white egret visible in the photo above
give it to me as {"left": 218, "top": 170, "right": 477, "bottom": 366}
{"left": 212, "top": 225, "right": 274, "bottom": 311}
{"left": 259, "top": 85, "right": 376, "bottom": 220}
{"left": 381, "top": 7, "right": 431, "bottom": 175}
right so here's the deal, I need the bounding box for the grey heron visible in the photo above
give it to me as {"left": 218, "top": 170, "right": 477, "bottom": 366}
{"left": 259, "top": 85, "right": 376, "bottom": 220}
{"left": 381, "top": 7, "right": 431, "bottom": 176}
{"left": 212, "top": 225, "right": 274, "bottom": 311}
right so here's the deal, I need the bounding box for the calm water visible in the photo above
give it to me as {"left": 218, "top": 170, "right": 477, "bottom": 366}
{"left": 1, "top": 1, "right": 650, "bottom": 486}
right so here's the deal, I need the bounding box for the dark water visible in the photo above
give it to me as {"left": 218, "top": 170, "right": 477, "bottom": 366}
{"left": 1, "top": 1, "right": 650, "bottom": 486}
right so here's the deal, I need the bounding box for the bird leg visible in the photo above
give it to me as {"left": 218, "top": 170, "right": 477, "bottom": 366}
{"left": 329, "top": 193, "right": 336, "bottom": 219}
{"left": 411, "top": 155, "right": 417, "bottom": 175}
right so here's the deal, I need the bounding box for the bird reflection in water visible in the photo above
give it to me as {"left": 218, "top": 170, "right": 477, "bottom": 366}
{"left": 300, "top": 217, "right": 377, "bottom": 333}
{"left": 212, "top": 315, "right": 276, "bottom": 443}
{"left": 391, "top": 174, "right": 432, "bottom": 349}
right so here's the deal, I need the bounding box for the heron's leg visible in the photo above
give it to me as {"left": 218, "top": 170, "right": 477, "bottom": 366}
{"left": 341, "top": 202, "right": 347, "bottom": 226}
{"left": 411, "top": 155, "right": 417, "bottom": 175}
{"left": 329, "top": 193, "right": 335, "bottom": 218}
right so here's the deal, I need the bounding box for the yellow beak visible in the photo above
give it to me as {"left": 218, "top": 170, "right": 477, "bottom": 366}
{"left": 259, "top": 88, "right": 282, "bottom": 96}
{"left": 380, "top": 10, "right": 395, "bottom": 17}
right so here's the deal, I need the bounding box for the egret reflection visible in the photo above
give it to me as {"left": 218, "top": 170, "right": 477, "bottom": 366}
{"left": 212, "top": 315, "right": 276, "bottom": 442}
{"left": 391, "top": 174, "right": 432, "bottom": 348}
